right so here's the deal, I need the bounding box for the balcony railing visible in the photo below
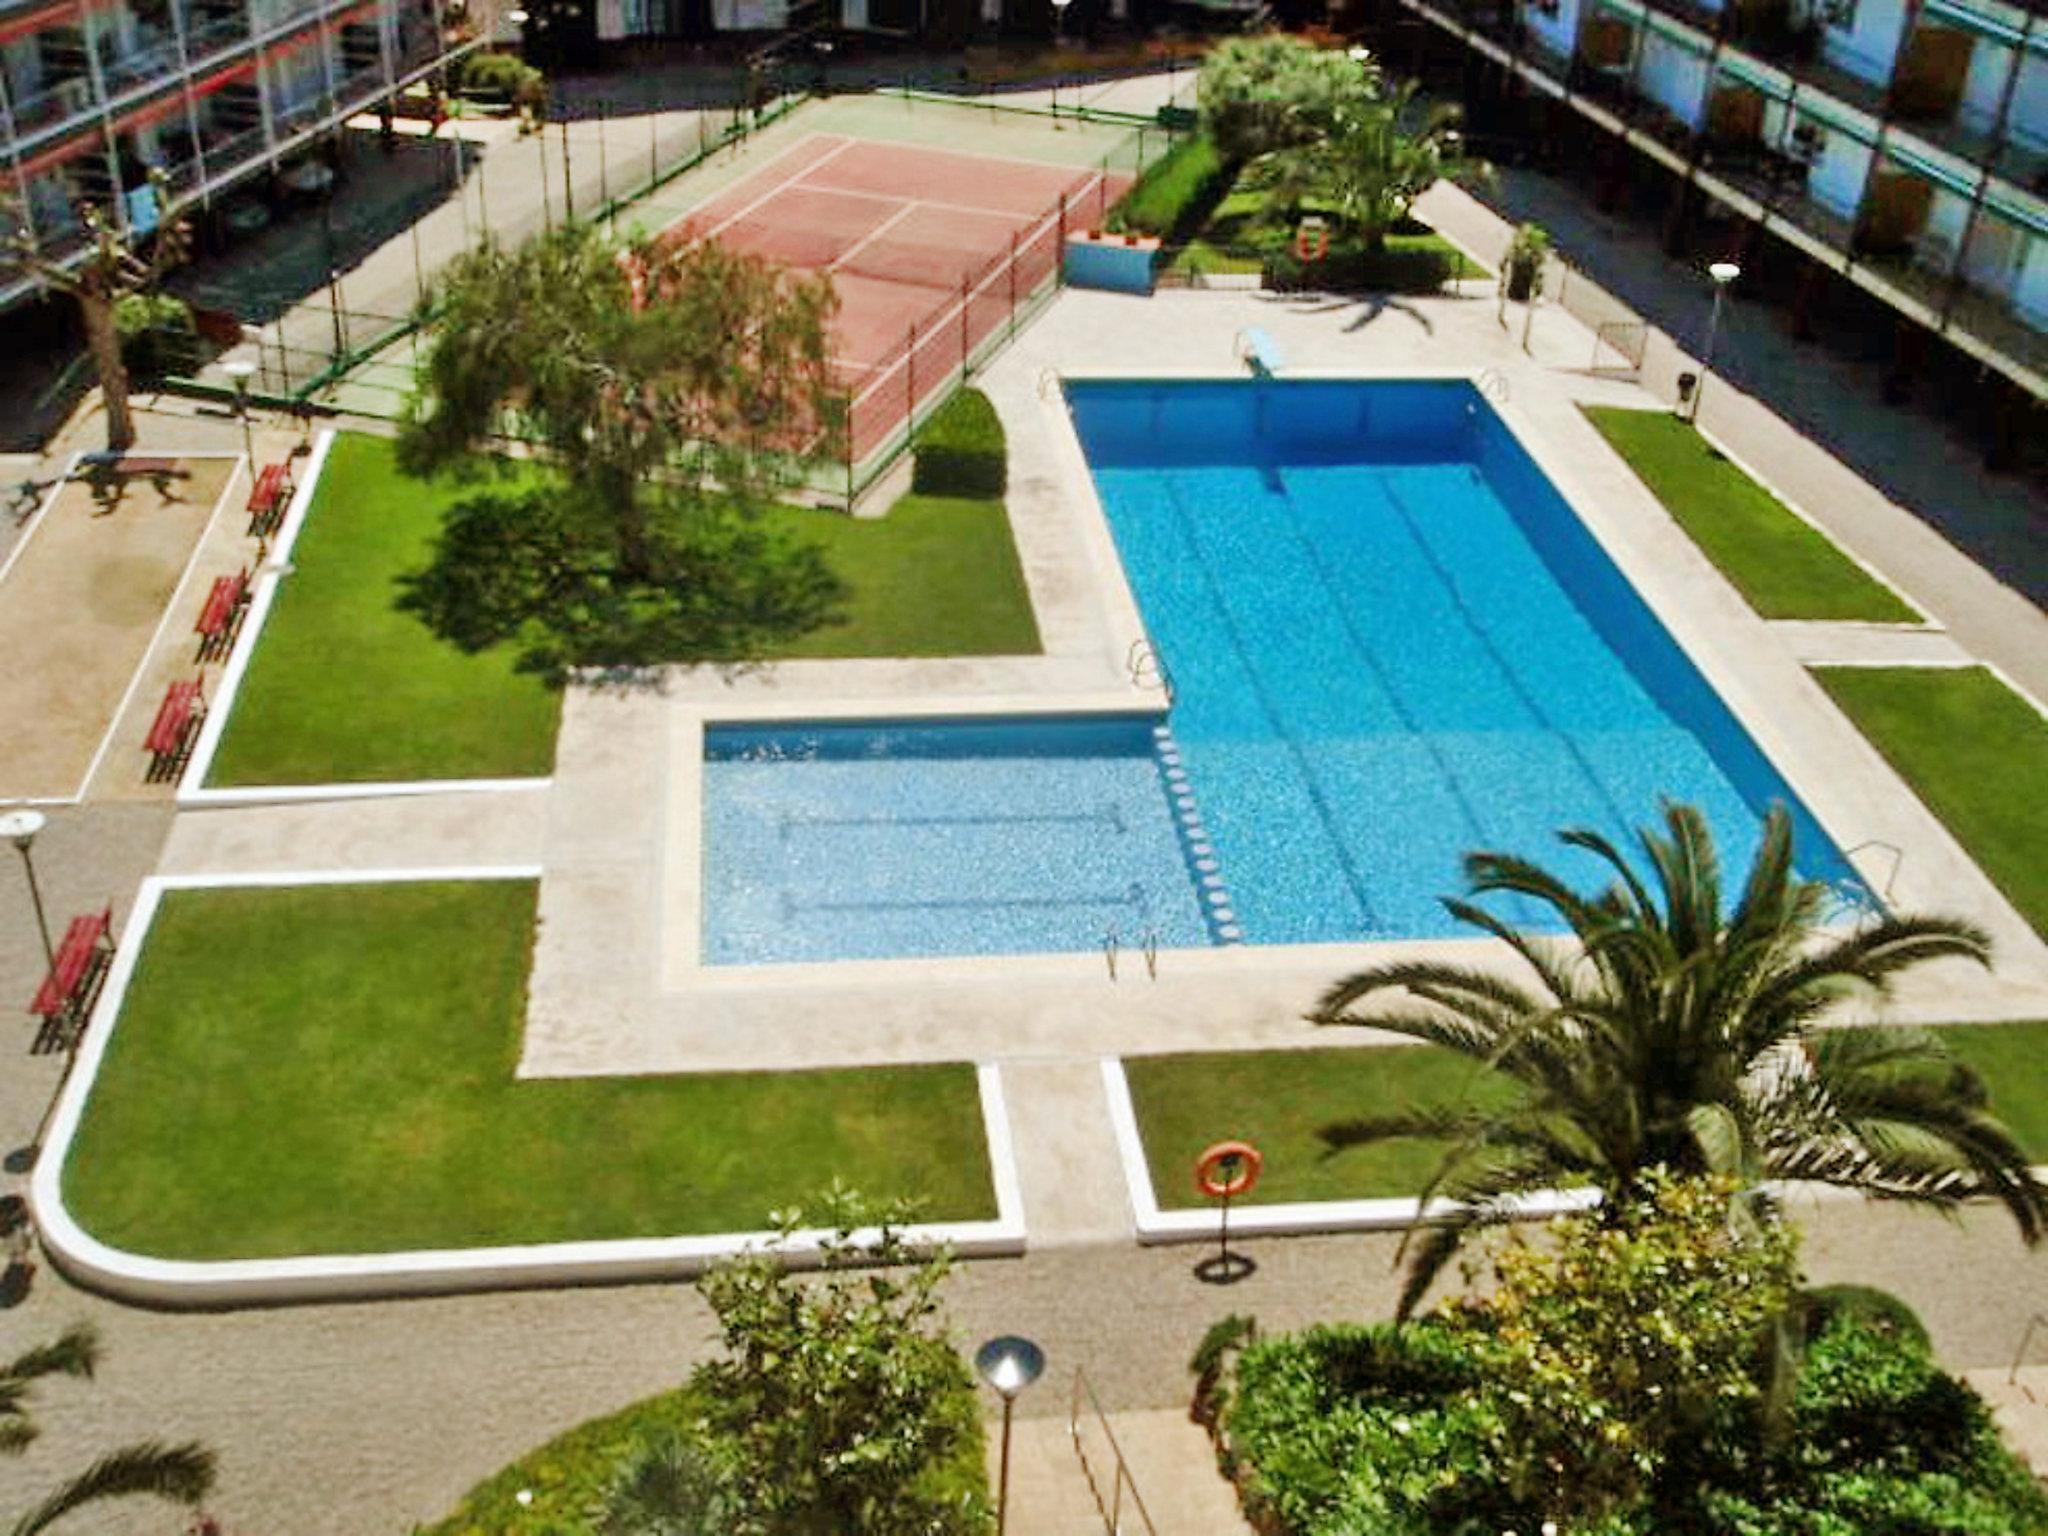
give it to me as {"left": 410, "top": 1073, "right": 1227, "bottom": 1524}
{"left": 7, "top": 74, "right": 96, "bottom": 138}
{"left": 182, "top": 8, "right": 256, "bottom": 63}
{"left": 98, "top": 34, "right": 184, "bottom": 97}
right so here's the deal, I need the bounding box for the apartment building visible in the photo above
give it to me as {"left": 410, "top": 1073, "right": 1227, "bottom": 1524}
{"left": 1, "top": 0, "right": 476, "bottom": 310}
{"left": 1368, "top": 0, "right": 2045, "bottom": 436}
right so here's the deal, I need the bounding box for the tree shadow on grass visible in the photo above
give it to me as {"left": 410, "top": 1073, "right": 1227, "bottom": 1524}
{"left": 396, "top": 482, "right": 845, "bottom": 687}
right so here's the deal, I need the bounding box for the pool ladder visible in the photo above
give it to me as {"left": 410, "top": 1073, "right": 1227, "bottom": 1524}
{"left": 1102, "top": 926, "right": 1160, "bottom": 982}
{"left": 1127, "top": 639, "right": 1175, "bottom": 706}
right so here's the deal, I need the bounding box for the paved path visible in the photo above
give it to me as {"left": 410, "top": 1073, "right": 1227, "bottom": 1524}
{"left": 1462, "top": 163, "right": 2047, "bottom": 615}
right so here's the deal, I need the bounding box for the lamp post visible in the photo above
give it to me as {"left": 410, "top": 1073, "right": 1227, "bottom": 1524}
{"left": 220, "top": 358, "right": 256, "bottom": 469}
{"left": 1690, "top": 259, "right": 1741, "bottom": 421}
{"left": 975, "top": 1335, "right": 1044, "bottom": 1536}
{"left": 0, "top": 809, "right": 53, "bottom": 972}
{"left": 1050, "top": 0, "right": 1072, "bottom": 122}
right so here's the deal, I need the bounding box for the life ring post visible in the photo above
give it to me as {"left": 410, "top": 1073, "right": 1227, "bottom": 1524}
{"left": 1195, "top": 1140, "right": 1263, "bottom": 1284}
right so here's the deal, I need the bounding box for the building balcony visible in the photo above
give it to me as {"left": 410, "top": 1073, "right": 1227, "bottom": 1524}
{"left": 6, "top": 73, "right": 95, "bottom": 139}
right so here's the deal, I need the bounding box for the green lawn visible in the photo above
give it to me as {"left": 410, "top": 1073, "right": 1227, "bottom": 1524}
{"left": 756, "top": 494, "right": 1040, "bottom": 659}
{"left": 64, "top": 881, "right": 993, "bottom": 1260}
{"left": 1582, "top": 406, "right": 1917, "bottom": 623}
{"left": 1943, "top": 1021, "right": 2048, "bottom": 1158}
{"left": 1124, "top": 1045, "right": 1520, "bottom": 1208}
{"left": 209, "top": 438, "right": 1040, "bottom": 784}
{"left": 207, "top": 433, "right": 563, "bottom": 786}
{"left": 1815, "top": 665, "right": 2047, "bottom": 938}
{"left": 1127, "top": 1023, "right": 2048, "bottom": 1208}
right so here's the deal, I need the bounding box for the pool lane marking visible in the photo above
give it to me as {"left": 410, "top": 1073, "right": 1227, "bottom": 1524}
{"left": 1150, "top": 472, "right": 1383, "bottom": 934}
{"left": 1152, "top": 719, "right": 1243, "bottom": 946}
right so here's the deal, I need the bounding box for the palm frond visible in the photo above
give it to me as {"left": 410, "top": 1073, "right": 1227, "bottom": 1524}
{"left": 8, "top": 1442, "right": 215, "bottom": 1536}
{"left": 0, "top": 1329, "right": 97, "bottom": 1392}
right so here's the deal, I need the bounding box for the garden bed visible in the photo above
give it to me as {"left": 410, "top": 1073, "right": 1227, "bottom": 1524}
{"left": 1126, "top": 1024, "right": 2048, "bottom": 1211}
{"left": 1583, "top": 407, "right": 1917, "bottom": 623}
{"left": 1815, "top": 665, "right": 2046, "bottom": 938}
{"left": 61, "top": 879, "right": 995, "bottom": 1261}
{"left": 206, "top": 434, "right": 1041, "bottom": 783}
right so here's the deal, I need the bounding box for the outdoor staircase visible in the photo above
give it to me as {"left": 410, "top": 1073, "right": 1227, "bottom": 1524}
{"left": 992, "top": 1374, "right": 1254, "bottom": 1535}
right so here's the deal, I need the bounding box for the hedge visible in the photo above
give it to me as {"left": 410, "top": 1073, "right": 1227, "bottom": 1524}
{"left": 1218, "top": 1303, "right": 2048, "bottom": 1534}
{"left": 1110, "top": 133, "right": 1233, "bottom": 242}
{"left": 912, "top": 387, "right": 1006, "bottom": 500}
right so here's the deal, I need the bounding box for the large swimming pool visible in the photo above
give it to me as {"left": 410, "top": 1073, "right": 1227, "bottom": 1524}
{"left": 701, "top": 378, "right": 1864, "bottom": 965}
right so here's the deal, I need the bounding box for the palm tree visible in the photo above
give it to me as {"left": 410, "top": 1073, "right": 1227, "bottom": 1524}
{"left": 1250, "top": 80, "right": 1480, "bottom": 250}
{"left": 1, "top": 1324, "right": 215, "bottom": 1535}
{"left": 1311, "top": 801, "right": 2046, "bottom": 1318}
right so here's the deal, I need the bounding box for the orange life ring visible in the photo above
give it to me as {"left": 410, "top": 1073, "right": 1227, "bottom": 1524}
{"left": 1195, "top": 1140, "right": 1264, "bottom": 1200}
{"left": 1294, "top": 219, "right": 1330, "bottom": 263}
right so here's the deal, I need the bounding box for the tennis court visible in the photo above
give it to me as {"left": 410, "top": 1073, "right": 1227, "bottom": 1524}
{"left": 661, "top": 130, "right": 1134, "bottom": 466}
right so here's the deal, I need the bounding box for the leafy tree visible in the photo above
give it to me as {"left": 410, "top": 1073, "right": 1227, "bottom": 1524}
{"left": 1311, "top": 801, "right": 2046, "bottom": 1316}
{"left": 1, "top": 1324, "right": 216, "bottom": 1535}
{"left": 691, "top": 1185, "right": 992, "bottom": 1535}
{"left": 2, "top": 169, "right": 191, "bottom": 451}
{"left": 1248, "top": 79, "right": 1481, "bottom": 249}
{"left": 1196, "top": 35, "right": 1378, "bottom": 164}
{"left": 1450, "top": 1171, "right": 1799, "bottom": 1523}
{"left": 398, "top": 221, "right": 847, "bottom": 675}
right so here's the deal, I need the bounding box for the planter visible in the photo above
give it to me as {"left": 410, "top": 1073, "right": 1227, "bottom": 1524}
{"left": 1506, "top": 261, "right": 1538, "bottom": 302}
{"left": 1063, "top": 231, "right": 1162, "bottom": 295}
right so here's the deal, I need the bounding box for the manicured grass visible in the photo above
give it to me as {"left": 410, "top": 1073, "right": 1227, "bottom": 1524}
{"left": 212, "top": 438, "right": 1041, "bottom": 785}
{"left": 757, "top": 493, "right": 1040, "bottom": 660}
{"left": 207, "top": 433, "right": 562, "bottom": 785}
{"left": 1124, "top": 1045, "right": 1520, "bottom": 1208}
{"left": 423, "top": 1387, "right": 714, "bottom": 1536}
{"left": 1112, "top": 131, "right": 1230, "bottom": 239}
{"left": 1582, "top": 406, "right": 1918, "bottom": 623}
{"left": 63, "top": 881, "right": 993, "bottom": 1260}
{"left": 1943, "top": 1021, "right": 2048, "bottom": 1158}
{"left": 1127, "top": 1022, "right": 2048, "bottom": 1208}
{"left": 1815, "top": 665, "right": 2047, "bottom": 938}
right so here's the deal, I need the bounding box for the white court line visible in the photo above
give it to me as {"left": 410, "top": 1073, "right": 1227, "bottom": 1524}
{"left": 691, "top": 134, "right": 859, "bottom": 245}
{"left": 787, "top": 174, "right": 1077, "bottom": 228}
{"left": 848, "top": 167, "right": 1105, "bottom": 411}
{"left": 825, "top": 199, "right": 928, "bottom": 276}
{"left": 75, "top": 455, "right": 250, "bottom": 802}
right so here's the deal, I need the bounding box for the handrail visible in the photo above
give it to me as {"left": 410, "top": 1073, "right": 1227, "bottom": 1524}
{"left": 1842, "top": 838, "right": 1904, "bottom": 903}
{"left": 1069, "top": 1367, "right": 1161, "bottom": 1536}
{"left": 1102, "top": 928, "right": 1119, "bottom": 982}
{"left": 2010, "top": 1312, "right": 2048, "bottom": 1389}
{"left": 1127, "top": 638, "right": 1175, "bottom": 705}
{"left": 1476, "top": 366, "right": 1511, "bottom": 403}
{"left": 1141, "top": 927, "right": 1158, "bottom": 981}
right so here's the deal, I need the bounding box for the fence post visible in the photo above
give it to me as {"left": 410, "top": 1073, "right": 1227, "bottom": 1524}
{"left": 1057, "top": 193, "right": 1068, "bottom": 284}
{"left": 905, "top": 322, "right": 916, "bottom": 433}
{"left": 537, "top": 128, "right": 552, "bottom": 232}
{"left": 560, "top": 117, "right": 573, "bottom": 221}
{"left": 598, "top": 100, "right": 610, "bottom": 219}
{"left": 1008, "top": 230, "right": 1018, "bottom": 343}
{"left": 959, "top": 274, "right": 970, "bottom": 374}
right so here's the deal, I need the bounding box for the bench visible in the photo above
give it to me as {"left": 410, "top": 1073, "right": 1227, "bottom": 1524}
{"left": 1238, "top": 328, "right": 1286, "bottom": 378}
{"left": 144, "top": 677, "right": 206, "bottom": 783}
{"left": 246, "top": 462, "right": 291, "bottom": 537}
{"left": 193, "top": 568, "right": 250, "bottom": 661}
{"left": 28, "top": 905, "right": 113, "bottom": 1054}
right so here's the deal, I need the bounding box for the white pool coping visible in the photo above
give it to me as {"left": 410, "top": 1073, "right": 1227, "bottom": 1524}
{"left": 29, "top": 868, "right": 1026, "bottom": 1307}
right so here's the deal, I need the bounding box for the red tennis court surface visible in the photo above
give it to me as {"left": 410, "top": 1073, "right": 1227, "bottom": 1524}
{"left": 664, "top": 134, "right": 1133, "bottom": 465}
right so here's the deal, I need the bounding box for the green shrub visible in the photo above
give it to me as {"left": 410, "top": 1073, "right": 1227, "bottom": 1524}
{"left": 912, "top": 387, "right": 1005, "bottom": 500}
{"left": 114, "top": 291, "right": 197, "bottom": 380}
{"left": 1263, "top": 241, "right": 1452, "bottom": 294}
{"left": 1800, "top": 1284, "right": 1932, "bottom": 1355}
{"left": 1110, "top": 134, "right": 1231, "bottom": 240}
{"left": 1197, "top": 35, "right": 1376, "bottom": 163}
{"left": 1213, "top": 1179, "right": 2048, "bottom": 1535}
{"left": 454, "top": 50, "right": 544, "bottom": 109}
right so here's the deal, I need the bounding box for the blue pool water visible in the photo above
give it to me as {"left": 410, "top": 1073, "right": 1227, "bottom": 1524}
{"left": 700, "top": 379, "right": 1864, "bottom": 964}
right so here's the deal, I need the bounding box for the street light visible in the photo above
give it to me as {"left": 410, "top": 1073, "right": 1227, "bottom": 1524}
{"left": 1050, "top": 0, "right": 1073, "bottom": 122}
{"left": 0, "top": 809, "right": 53, "bottom": 972}
{"left": 975, "top": 1335, "right": 1044, "bottom": 1536}
{"left": 220, "top": 358, "right": 256, "bottom": 468}
{"left": 1690, "top": 259, "right": 1741, "bottom": 421}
